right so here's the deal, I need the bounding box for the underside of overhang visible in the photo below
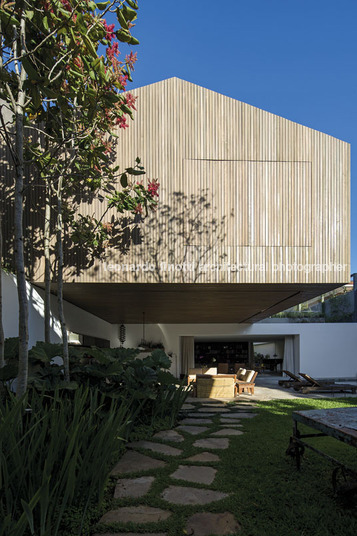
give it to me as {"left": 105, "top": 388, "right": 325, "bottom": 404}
{"left": 40, "top": 282, "right": 343, "bottom": 324}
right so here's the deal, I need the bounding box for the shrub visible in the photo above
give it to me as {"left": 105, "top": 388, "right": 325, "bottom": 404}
{"left": 0, "top": 387, "right": 132, "bottom": 536}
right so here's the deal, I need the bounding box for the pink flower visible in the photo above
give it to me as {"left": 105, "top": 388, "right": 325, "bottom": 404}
{"left": 60, "top": 0, "right": 72, "bottom": 12}
{"left": 115, "top": 115, "right": 129, "bottom": 129}
{"left": 125, "top": 51, "right": 137, "bottom": 70}
{"left": 125, "top": 93, "right": 137, "bottom": 110}
{"left": 103, "top": 21, "right": 115, "bottom": 41}
{"left": 107, "top": 42, "right": 119, "bottom": 60}
{"left": 119, "top": 74, "right": 128, "bottom": 89}
{"left": 148, "top": 179, "right": 159, "bottom": 198}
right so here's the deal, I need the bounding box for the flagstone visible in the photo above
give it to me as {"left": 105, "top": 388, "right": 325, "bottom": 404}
{"left": 220, "top": 418, "right": 241, "bottom": 424}
{"left": 187, "top": 412, "right": 215, "bottom": 418}
{"left": 201, "top": 403, "right": 227, "bottom": 408}
{"left": 219, "top": 423, "right": 242, "bottom": 428}
{"left": 211, "top": 429, "right": 244, "bottom": 437}
{"left": 161, "top": 485, "right": 228, "bottom": 505}
{"left": 198, "top": 407, "right": 230, "bottom": 413}
{"left": 176, "top": 425, "right": 209, "bottom": 435}
{"left": 114, "top": 476, "right": 155, "bottom": 498}
{"left": 170, "top": 465, "right": 217, "bottom": 485}
{"left": 128, "top": 441, "right": 182, "bottom": 456}
{"left": 111, "top": 451, "right": 166, "bottom": 475}
{"left": 179, "top": 418, "right": 213, "bottom": 425}
{"left": 186, "top": 512, "right": 241, "bottom": 535}
{"left": 224, "top": 412, "right": 257, "bottom": 418}
{"left": 153, "top": 430, "right": 184, "bottom": 443}
{"left": 182, "top": 403, "right": 196, "bottom": 410}
{"left": 100, "top": 506, "right": 171, "bottom": 525}
{"left": 185, "top": 452, "right": 220, "bottom": 462}
{"left": 193, "top": 437, "right": 229, "bottom": 450}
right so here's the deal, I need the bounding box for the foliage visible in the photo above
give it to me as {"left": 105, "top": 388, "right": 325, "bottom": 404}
{"left": 0, "top": 386, "right": 133, "bottom": 536}
{"left": 0, "top": 0, "right": 159, "bottom": 251}
{"left": 0, "top": 339, "right": 189, "bottom": 535}
{"left": 0, "top": 338, "right": 190, "bottom": 424}
{"left": 0, "top": 0, "right": 160, "bottom": 392}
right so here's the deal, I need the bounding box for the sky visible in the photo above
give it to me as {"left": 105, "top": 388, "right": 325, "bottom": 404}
{"left": 114, "top": 0, "right": 357, "bottom": 272}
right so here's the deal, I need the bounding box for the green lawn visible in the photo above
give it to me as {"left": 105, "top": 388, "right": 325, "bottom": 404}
{"left": 92, "top": 398, "right": 357, "bottom": 536}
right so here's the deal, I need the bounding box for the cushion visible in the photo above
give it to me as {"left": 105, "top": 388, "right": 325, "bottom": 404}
{"left": 204, "top": 367, "right": 218, "bottom": 375}
{"left": 241, "top": 369, "right": 255, "bottom": 382}
{"left": 237, "top": 368, "right": 246, "bottom": 380}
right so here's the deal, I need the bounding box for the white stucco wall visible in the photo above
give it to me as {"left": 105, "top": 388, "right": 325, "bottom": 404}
{"left": 123, "top": 322, "right": 357, "bottom": 379}
{"left": 2, "top": 271, "right": 119, "bottom": 348}
{"left": 3, "top": 270, "right": 357, "bottom": 379}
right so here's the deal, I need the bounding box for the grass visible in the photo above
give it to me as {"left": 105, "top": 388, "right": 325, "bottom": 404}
{"left": 92, "top": 398, "right": 357, "bottom": 536}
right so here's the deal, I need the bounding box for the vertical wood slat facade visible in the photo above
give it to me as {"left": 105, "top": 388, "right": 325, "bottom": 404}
{"left": 35, "top": 77, "right": 350, "bottom": 285}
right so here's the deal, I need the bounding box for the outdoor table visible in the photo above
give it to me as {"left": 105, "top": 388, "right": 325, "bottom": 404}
{"left": 287, "top": 407, "right": 357, "bottom": 494}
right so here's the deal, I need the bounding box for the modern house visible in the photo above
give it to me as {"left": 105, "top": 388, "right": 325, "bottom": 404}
{"left": 2, "top": 78, "right": 354, "bottom": 379}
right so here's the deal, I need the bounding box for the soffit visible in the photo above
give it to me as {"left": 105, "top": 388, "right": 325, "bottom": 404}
{"left": 50, "top": 283, "right": 341, "bottom": 324}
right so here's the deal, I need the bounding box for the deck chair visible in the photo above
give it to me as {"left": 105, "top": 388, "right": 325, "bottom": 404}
{"left": 235, "top": 370, "right": 258, "bottom": 395}
{"left": 292, "top": 373, "right": 337, "bottom": 392}
{"left": 297, "top": 374, "right": 356, "bottom": 394}
{"left": 298, "top": 373, "right": 335, "bottom": 387}
{"left": 278, "top": 370, "right": 308, "bottom": 388}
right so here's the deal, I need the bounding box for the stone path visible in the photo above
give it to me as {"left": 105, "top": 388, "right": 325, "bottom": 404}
{"left": 94, "top": 398, "right": 259, "bottom": 535}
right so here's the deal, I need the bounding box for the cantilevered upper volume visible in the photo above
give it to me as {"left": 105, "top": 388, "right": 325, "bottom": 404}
{"left": 5, "top": 78, "right": 350, "bottom": 323}
{"left": 77, "top": 77, "right": 350, "bottom": 280}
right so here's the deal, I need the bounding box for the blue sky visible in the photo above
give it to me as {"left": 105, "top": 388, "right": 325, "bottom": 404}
{"left": 115, "top": 0, "right": 357, "bottom": 273}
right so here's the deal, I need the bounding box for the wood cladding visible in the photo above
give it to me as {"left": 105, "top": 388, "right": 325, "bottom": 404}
{"left": 30, "top": 77, "right": 350, "bottom": 286}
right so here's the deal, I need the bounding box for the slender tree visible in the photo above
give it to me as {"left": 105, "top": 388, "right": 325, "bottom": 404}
{"left": 0, "top": 0, "right": 159, "bottom": 390}
{"left": 0, "top": 214, "right": 4, "bottom": 368}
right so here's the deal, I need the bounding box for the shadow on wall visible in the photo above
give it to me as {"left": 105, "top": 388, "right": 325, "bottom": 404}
{"left": 2, "top": 145, "right": 228, "bottom": 286}
{"left": 100, "top": 188, "right": 229, "bottom": 283}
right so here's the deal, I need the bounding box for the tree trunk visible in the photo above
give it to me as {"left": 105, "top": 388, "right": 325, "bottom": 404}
{"left": 15, "top": 15, "right": 29, "bottom": 396}
{"left": 44, "top": 183, "right": 51, "bottom": 343}
{"left": 0, "top": 214, "right": 5, "bottom": 368}
{"left": 56, "top": 186, "right": 69, "bottom": 381}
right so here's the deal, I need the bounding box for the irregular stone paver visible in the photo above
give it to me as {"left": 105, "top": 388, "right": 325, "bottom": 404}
{"left": 211, "top": 429, "right": 244, "bottom": 436}
{"left": 100, "top": 506, "right": 171, "bottom": 524}
{"left": 161, "top": 485, "right": 228, "bottom": 505}
{"left": 193, "top": 437, "right": 229, "bottom": 450}
{"left": 182, "top": 403, "right": 195, "bottom": 410}
{"left": 170, "top": 465, "right": 217, "bottom": 485}
{"left": 224, "top": 412, "right": 257, "bottom": 418}
{"left": 94, "top": 533, "right": 167, "bottom": 536}
{"left": 114, "top": 476, "right": 155, "bottom": 498}
{"left": 153, "top": 430, "right": 184, "bottom": 443}
{"left": 128, "top": 441, "right": 182, "bottom": 456}
{"left": 111, "top": 451, "right": 166, "bottom": 475}
{"left": 186, "top": 512, "right": 241, "bottom": 535}
{"left": 186, "top": 452, "right": 220, "bottom": 462}
{"left": 198, "top": 407, "right": 230, "bottom": 413}
{"left": 219, "top": 423, "right": 242, "bottom": 428}
{"left": 201, "top": 403, "right": 227, "bottom": 408}
{"left": 180, "top": 418, "right": 214, "bottom": 425}
{"left": 176, "top": 425, "right": 209, "bottom": 435}
{"left": 187, "top": 412, "right": 215, "bottom": 418}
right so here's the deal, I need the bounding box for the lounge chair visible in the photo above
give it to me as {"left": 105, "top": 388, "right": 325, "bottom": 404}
{"left": 292, "top": 373, "right": 337, "bottom": 392}
{"left": 235, "top": 370, "right": 258, "bottom": 395}
{"left": 299, "top": 373, "right": 335, "bottom": 387}
{"left": 296, "top": 375, "right": 356, "bottom": 395}
{"left": 278, "top": 370, "right": 308, "bottom": 388}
